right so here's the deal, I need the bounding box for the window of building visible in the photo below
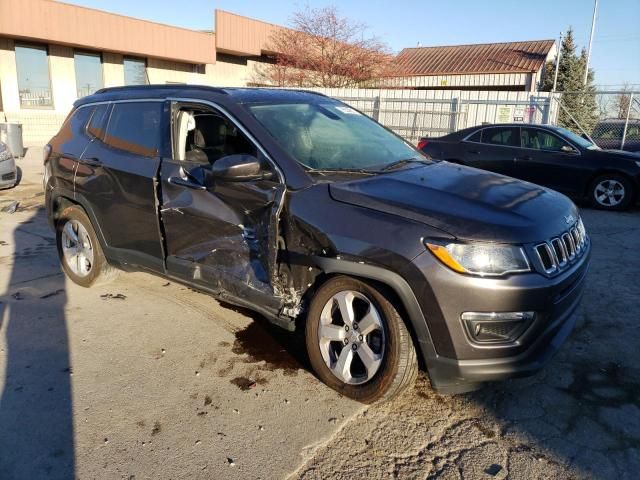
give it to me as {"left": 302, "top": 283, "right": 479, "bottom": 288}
{"left": 104, "top": 102, "right": 162, "bottom": 157}
{"left": 123, "top": 57, "right": 148, "bottom": 86}
{"left": 75, "top": 51, "right": 103, "bottom": 98}
{"left": 15, "top": 44, "right": 53, "bottom": 108}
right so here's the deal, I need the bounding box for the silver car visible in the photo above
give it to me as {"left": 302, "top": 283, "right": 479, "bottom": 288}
{"left": 0, "top": 141, "right": 17, "bottom": 189}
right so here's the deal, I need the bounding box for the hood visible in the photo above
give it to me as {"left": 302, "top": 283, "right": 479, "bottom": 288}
{"left": 597, "top": 148, "right": 640, "bottom": 160}
{"left": 329, "top": 162, "right": 579, "bottom": 244}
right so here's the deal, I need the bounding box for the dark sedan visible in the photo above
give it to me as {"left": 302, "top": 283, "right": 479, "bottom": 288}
{"left": 419, "top": 123, "right": 640, "bottom": 210}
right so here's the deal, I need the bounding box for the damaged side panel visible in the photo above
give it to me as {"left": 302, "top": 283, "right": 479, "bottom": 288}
{"left": 277, "top": 183, "right": 433, "bottom": 320}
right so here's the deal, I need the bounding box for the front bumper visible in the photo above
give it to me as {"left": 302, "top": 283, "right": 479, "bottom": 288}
{"left": 0, "top": 157, "right": 17, "bottom": 189}
{"left": 405, "top": 240, "right": 590, "bottom": 393}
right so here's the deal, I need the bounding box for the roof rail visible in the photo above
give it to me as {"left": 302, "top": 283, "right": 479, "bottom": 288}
{"left": 94, "top": 84, "right": 228, "bottom": 95}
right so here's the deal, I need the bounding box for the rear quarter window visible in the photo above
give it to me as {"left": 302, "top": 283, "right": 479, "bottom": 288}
{"left": 58, "top": 106, "right": 94, "bottom": 138}
{"left": 52, "top": 105, "right": 94, "bottom": 156}
{"left": 87, "top": 104, "right": 111, "bottom": 140}
{"left": 104, "top": 102, "right": 162, "bottom": 157}
{"left": 466, "top": 130, "right": 482, "bottom": 142}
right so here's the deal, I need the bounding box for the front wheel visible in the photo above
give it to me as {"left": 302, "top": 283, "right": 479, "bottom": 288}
{"left": 305, "top": 276, "right": 418, "bottom": 403}
{"left": 589, "top": 174, "right": 634, "bottom": 211}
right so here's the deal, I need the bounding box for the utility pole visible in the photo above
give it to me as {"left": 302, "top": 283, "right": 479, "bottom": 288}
{"left": 621, "top": 92, "right": 634, "bottom": 150}
{"left": 583, "top": 0, "right": 598, "bottom": 86}
{"left": 552, "top": 31, "right": 563, "bottom": 92}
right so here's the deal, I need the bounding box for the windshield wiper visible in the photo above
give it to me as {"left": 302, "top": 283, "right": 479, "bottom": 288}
{"left": 379, "top": 158, "right": 427, "bottom": 171}
{"left": 307, "top": 167, "right": 380, "bottom": 175}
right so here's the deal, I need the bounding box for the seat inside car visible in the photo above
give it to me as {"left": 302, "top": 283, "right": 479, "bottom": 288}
{"left": 177, "top": 111, "right": 255, "bottom": 164}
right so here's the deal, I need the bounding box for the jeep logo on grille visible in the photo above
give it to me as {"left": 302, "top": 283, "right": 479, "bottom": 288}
{"left": 564, "top": 214, "right": 575, "bottom": 225}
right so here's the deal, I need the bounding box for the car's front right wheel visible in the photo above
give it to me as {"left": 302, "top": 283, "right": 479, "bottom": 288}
{"left": 305, "top": 276, "right": 418, "bottom": 403}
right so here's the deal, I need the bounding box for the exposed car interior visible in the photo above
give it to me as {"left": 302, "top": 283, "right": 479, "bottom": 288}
{"left": 174, "top": 108, "right": 255, "bottom": 163}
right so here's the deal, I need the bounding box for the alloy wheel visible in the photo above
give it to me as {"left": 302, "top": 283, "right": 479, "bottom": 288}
{"left": 318, "top": 290, "right": 386, "bottom": 385}
{"left": 594, "top": 179, "right": 625, "bottom": 207}
{"left": 61, "top": 220, "right": 95, "bottom": 277}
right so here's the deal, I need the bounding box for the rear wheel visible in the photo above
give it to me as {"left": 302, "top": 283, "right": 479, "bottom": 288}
{"left": 56, "top": 206, "right": 115, "bottom": 287}
{"left": 589, "top": 174, "right": 634, "bottom": 211}
{"left": 305, "top": 276, "right": 418, "bottom": 403}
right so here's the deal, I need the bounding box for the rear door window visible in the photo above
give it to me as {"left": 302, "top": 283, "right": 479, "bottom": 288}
{"left": 481, "top": 127, "right": 520, "bottom": 147}
{"left": 104, "top": 102, "right": 162, "bottom": 157}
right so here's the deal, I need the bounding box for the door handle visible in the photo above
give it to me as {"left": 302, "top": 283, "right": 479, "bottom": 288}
{"left": 168, "top": 176, "right": 206, "bottom": 190}
{"left": 469, "top": 150, "right": 481, "bottom": 155}
{"left": 78, "top": 157, "right": 102, "bottom": 167}
{"left": 516, "top": 155, "right": 533, "bottom": 161}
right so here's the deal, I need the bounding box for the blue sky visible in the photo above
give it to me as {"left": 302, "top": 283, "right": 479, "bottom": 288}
{"left": 67, "top": 0, "right": 640, "bottom": 89}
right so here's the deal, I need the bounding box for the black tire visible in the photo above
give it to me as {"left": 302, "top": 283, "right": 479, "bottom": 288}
{"left": 56, "top": 206, "right": 115, "bottom": 287}
{"left": 589, "top": 174, "right": 634, "bottom": 211}
{"left": 305, "top": 276, "right": 418, "bottom": 403}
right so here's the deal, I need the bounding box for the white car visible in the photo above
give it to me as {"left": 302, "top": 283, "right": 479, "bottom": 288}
{"left": 0, "top": 141, "right": 17, "bottom": 189}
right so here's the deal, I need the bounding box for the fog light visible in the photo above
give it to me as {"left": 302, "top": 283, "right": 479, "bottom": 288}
{"left": 461, "top": 311, "right": 534, "bottom": 344}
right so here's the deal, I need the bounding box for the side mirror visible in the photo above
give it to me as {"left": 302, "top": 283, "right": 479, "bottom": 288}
{"left": 561, "top": 145, "right": 578, "bottom": 154}
{"left": 210, "top": 154, "right": 273, "bottom": 182}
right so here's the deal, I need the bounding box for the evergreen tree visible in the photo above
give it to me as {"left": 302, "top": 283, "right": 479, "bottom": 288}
{"left": 542, "top": 28, "right": 599, "bottom": 133}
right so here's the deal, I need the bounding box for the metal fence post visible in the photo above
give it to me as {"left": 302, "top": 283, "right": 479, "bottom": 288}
{"left": 372, "top": 94, "right": 381, "bottom": 122}
{"left": 457, "top": 98, "right": 465, "bottom": 130}
{"left": 621, "top": 92, "right": 634, "bottom": 151}
{"left": 541, "top": 95, "right": 551, "bottom": 124}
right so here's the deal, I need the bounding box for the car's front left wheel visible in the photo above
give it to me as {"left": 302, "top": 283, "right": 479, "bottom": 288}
{"left": 305, "top": 276, "right": 418, "bottom": 403}
{"left": 589, "top": 174, "right": 634, "bottom": 211}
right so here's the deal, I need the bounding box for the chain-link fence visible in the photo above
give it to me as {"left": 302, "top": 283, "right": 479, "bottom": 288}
{"left": 554, "top": 91, "right": 640, "bottom": 153}
{"left": 310, "top": 88, "right": 556, "bottom": 144}
{"left": 312, "top": 88, "right": 640, "bottom": 152}
{"left": 5, "top": 86, "right": 639, "bottom": 150}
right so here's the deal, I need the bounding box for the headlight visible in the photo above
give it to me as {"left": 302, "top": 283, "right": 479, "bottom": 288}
{"left": 426, "top": 241, "right": 530, "bottom": 276}
{"left": 635, "top": 160, "right": 640, "bottom": 168}
{"left": 577, "top": 217, "right": 587, "bottom": 240}
{"left": 0, "top": 143, "right": 13, "bottom": 163}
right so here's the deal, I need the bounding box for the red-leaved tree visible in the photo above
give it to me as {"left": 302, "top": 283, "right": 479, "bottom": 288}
{"left": 254, "top": 6, "right": 398, "bottom": 87}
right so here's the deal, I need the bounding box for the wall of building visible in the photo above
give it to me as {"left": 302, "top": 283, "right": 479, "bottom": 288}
{"left": 215, "top": 10, "right": 281, "bottom": 56}
{"left": 0, "top": 38, "right": 269, "bottom": 145}
{"left": 385, "top": 72, "right": 533, "bottom": 91}
{"left": 0, "top": 0, "right": 215, "bottom": 64}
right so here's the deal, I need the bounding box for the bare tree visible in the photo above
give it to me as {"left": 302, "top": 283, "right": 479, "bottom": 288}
{"left": 253, "top": 6, "right": 398, "bottom": 88}
{"left": 614, "top": 84, "right": 633, "bottom": 119}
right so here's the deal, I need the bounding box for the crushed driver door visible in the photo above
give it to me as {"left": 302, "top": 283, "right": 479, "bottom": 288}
{"left": 159, "top": 101, "right": 285, "bottom": 313}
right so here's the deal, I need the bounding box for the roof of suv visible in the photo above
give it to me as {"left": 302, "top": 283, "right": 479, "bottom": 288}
{"left": 75, "top": 85, "right": 329, "bottom": 107}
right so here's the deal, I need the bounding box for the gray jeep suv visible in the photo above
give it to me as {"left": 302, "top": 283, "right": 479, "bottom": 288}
{"left": 44, "top": 86, "right": 590, "bottom": 403}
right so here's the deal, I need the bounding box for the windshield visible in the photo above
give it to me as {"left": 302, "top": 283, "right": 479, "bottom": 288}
{"left": 247, "top": 101, "right": 426, "bottom": 171}
{"left": 554, "top": 126, "right": 599, "bottom": 150}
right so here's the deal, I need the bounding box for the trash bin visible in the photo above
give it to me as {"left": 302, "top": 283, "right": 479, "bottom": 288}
{"left": 0, "top": 122, "right": 24, "bottom": 158}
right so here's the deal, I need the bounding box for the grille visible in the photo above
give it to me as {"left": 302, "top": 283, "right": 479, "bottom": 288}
{"left": 477, "top": 321, "right": 521, "bottom": 340}
{"left": 1, "top": 172, "right": 16, "bottom": 181}
{"left": 535, "top": 222, "right": 587, "bottom": 274}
